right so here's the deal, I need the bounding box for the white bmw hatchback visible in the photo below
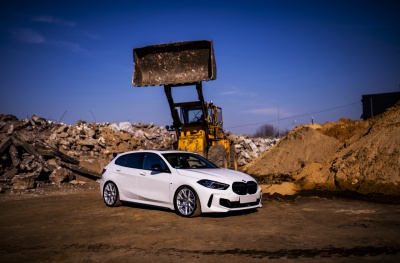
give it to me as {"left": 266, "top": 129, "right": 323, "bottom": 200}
{"left": 100, "top": 149, "right": 262, "bottom": 217}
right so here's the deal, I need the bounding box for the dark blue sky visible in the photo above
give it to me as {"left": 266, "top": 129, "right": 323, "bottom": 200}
{"left": 1, "top": 0, "right": 399, "bottom": 134}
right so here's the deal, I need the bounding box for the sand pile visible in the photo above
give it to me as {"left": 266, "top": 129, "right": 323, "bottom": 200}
{"left": 244, "top": 100, "right": 400, "bottom": 197}
{"left": 330, "top": 101, "right": 400, "bottom": 195}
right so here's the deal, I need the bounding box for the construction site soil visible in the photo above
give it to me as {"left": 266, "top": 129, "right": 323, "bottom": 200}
{"left": 245, "top": 101, "right": 400, "bottom": 202}
{"left": 1, "top": 182, "right": 400, "bottom": 262}
{"left": 1, "top": 102, "right": 399, "bottom": 262}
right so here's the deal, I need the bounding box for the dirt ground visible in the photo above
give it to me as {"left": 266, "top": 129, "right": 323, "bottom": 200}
{"left": 1, "top": 182, "right": 399, "bottom": 263}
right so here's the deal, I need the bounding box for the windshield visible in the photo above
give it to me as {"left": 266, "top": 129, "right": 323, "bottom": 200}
{"left": 180, "top": 106, "right": 203, "bottom": 124}
{"left": 162, "top": 152, "right": 218, "bottom": 169}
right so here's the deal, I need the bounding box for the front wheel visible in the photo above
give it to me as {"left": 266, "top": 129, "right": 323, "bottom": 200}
{"left": 103, "top": 181, "right": 122, "bottom": 207}
{"left": 174, "top": 186, "right": 201, "bottom": 217}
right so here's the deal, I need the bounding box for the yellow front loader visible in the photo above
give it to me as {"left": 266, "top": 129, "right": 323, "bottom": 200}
{"left": 132, "top": 40, "right": 237, "bottom": 169}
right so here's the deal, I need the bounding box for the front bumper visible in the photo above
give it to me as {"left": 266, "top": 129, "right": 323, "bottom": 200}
{"left": 198, "top": 188, "right": 262, "bottom": 213}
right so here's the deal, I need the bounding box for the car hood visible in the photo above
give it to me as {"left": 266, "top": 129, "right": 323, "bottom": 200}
{"left": 176, "top": 168, "right": 256, "bottom": 183}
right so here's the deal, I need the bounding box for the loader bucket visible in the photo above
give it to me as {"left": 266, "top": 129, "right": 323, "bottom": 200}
{"left": 133, "top": 40, "right": 216, "bottom": 87}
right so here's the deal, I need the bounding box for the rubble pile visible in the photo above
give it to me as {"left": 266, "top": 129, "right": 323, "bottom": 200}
{"left": 0, "top": 114, "right": 278, "bottom": 191}
{"left": 0, "top": 115, "right": 101, "bottom": 192}
{"left": 48, "top": 121, "right": 174, "bottom": 158}
{"left": 45, "top": 121, "right": 175, "bottom": 172}
{"left": 46, "top": 121, "right": 278, "bottom": 171}
{"left": 229, "top": 134, "right": 278, "bottom": 166}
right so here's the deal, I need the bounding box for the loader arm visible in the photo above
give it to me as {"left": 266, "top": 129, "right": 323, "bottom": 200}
{"left": 164, "top": 85, "right": 182, "bottom": 137}
{"left": 132, "top": 40, "right": 238, "bottom": 167}
{"left": 164, "top": 82, "right": 211, "bottom": 149}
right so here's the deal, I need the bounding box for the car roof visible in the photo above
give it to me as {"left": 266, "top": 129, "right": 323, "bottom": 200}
{"left": 114, "top": 149, "right": 194, "bottom": 157}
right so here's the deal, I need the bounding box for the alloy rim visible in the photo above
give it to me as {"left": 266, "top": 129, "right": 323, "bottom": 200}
{"left": 176, "top": 188, "right": 195, "bottom": 215}
{"left": 104, "top": 183, "right": 117, "bottom": 205}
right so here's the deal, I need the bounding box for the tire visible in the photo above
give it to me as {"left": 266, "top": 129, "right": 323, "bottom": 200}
{"left": 174, "top": 186, "right": 201, "bottom": 217}
{"left": 208, "top": 145, "right": 228, "bottom": 168}
{"left": 103, "top": 181, "right": 122, "bottom": 207}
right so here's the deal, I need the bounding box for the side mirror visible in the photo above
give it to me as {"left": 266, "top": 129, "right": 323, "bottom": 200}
{"left": 150, "top": 164, "right": 170, "bottom": 173}
{"left": 151, "top": 163, "right": 170, "bottom": 173}
{"left": 151, "top": 164, "right": 163, "bottom": 171}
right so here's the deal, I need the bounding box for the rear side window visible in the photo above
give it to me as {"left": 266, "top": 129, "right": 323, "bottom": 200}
{"left": 115, "top": 154, "right": 127, "bottom": 166}
{"left": 114, "top": 153, "right": 143, "bottom": 169}
{"left": 125, "top": 153, "right": 142, "bottom": 169}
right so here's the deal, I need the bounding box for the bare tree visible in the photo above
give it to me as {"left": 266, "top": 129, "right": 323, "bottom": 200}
{"left": 253, "top": 124, "right": 276, "bottom": 138}
{"left": 253, "top": 124, "right": 289, "bottom": 138}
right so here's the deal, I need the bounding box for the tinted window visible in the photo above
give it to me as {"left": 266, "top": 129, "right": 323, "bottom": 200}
{"left": 143, "top": 153, "right": 168, "bottom": 171}
{"left": 162, "top": 152, "right": 217, "bottom": 169}
{"left": 115, "top": 154, "right": 127, "bottom": 166}
{"left": 125, "top": 153, "right": 143, "bottom": 169}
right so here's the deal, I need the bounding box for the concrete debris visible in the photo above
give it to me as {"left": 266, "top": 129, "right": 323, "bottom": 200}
{"left": 119, "top": 122, "right": 134, "bottom": 133}
{"left": 229, "top": 134, "right": 278, "bottom": 166}
{"left": 0, "top": 115, "right": 102, "bottom": 191}
{"left": 11, "top": 173, "right": 35, "bottom": 190}
{"left": 49, "top": 167, "right": 73, "bottom": 184}
{"left": 69, "top": 180, "right": 86, "bottom": 185}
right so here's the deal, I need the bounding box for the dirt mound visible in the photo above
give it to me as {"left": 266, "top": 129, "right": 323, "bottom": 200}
{"left": 243, "top": 126, "right": 341, "bottom": 178}
{"left": 318, "top": 118, "right": 370, "bottom": 142}
{"left": 245, "top": 100, "right": 400, "bottom": 197}
{"left": 330, "top": 100, "right": 400, "bottom": 195}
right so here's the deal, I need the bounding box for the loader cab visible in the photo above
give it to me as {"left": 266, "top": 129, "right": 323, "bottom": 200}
{"left": 174, "top": 100, "right": 206, "bottom": 130}
{"left": 179, "top": 102, "right": 223, "bottom": 126}
{"left": 180, "top": 105, "right": 204, "bottom": 125}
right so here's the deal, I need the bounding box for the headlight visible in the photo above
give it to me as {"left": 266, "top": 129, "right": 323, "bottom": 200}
{"left": 197, "top": 179, "right": 229, "bottom": 190}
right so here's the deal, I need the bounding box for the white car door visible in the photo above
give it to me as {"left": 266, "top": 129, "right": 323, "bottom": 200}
{"left": 114, "top": 153, "right": 143, "bottom": 200}
{"left": 137, "top": 153, "right": 171, "bottom": 205}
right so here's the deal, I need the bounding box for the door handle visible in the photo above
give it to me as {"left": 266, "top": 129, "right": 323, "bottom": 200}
{"left": 140, "top": 172, "right": 146, "bottom": 176}
{"left": 116, "top": 168, "right": 121, "bottom": 172}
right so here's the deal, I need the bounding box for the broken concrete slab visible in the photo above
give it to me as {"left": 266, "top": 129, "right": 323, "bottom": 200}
{"left": 49, "top": 167, "right": 74, "bottom": 184}
{"left": 12, "top": 173, "right": 36, "bottom": 190}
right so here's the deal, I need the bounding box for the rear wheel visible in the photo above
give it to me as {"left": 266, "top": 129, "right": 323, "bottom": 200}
{"left": 208, "top": 145, "right": 228, "bottom": 168}
{"left": 174, "top": 186, "right": 201, "bottom": 217}
{"left": 103, "top": 182, "right": 122, "bottom": 207}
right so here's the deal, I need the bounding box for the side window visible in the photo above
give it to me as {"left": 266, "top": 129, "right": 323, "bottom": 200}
{"left": 125, "top": 153, "right": 142, "bottom": 169}
{"left": 115, "top": 154, "right": 127, "bottom": 166}
{"left": 143, "top": 153, "right": 168, "bottom": 171}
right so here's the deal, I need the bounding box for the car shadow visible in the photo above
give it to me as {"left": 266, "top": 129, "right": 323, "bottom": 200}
{"left": 121, "top": 201, "right": 175, "bottom": 214}
{"left": 120, "top": 201, "right": 259, "bottom": 218}
{"left": 200, "top": 208, "right": 259, "bottom": 218}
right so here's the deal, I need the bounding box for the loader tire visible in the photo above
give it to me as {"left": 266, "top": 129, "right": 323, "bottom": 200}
{"left": 208, "top": 145, "right": 228, "bottom": 169}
